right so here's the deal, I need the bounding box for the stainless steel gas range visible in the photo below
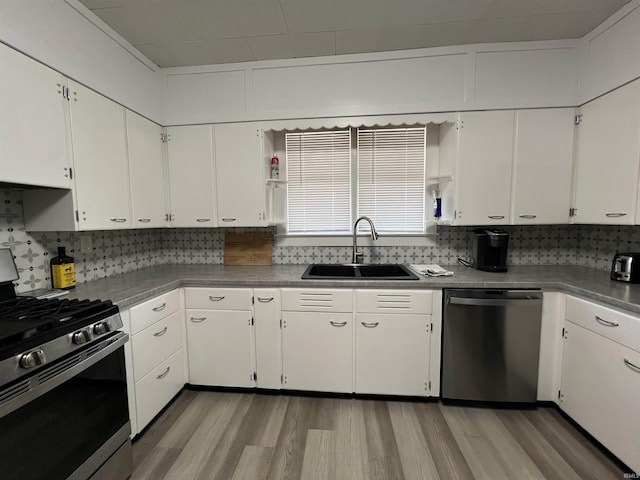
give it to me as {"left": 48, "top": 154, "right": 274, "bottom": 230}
{"left": 0, "top": 248, "right": 132, "bottom": 480}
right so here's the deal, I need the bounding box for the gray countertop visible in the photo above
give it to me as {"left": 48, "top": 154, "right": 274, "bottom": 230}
{"left": 57, "top": 264, "right": 640, "bottom": 314}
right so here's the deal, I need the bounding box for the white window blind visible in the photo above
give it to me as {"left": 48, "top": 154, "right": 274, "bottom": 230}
{"left": 357, "top": 127, "right": 426, "bottom": 234}
{"left": 286, "top": 130, "right": 352, "bottom": 234}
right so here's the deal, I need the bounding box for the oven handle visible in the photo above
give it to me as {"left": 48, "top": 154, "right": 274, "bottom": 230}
{"left": 0, "top": 332, "right": 128, "bottom": 420}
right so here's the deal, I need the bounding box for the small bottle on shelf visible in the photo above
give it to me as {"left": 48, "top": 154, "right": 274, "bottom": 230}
{"left": 270, "top": 153, "right": 280, "bottom": 179}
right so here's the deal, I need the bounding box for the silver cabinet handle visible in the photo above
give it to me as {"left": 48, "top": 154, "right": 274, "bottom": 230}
{"left": 257, "top": 297, "right": 274, "bottom": 303}
{"left": 110, "top": 218, "right": 127, "bottom": 222}
{"left": 222, "top": 217, "right": 236, "bottom": 222}
{"left": 605, "top": 213, "right": 627, "bottom": 217}
{"left": 595, "top": 315, "right": 619, "bottom": 327}
{"left": 190, "top": 316, "right": 206, "bottom": 323}
{"left": 488, "top": 215, "right": 505, "bottom": 219}
{"left": 196, "top": 218, "right": 211, "bottom": 222}
{"left": 209, "top": 295, "right": 225, "bottom": 301}
{"left": 152, "top": 303, "right": 166, "bottom": 312}
{"left": 330, "top": 321, "right": 347, "bottom": 327}
{"left": 361, "top": 321, "right": 379, "bottom": 328}
{"left": 156, "top": 367, "right": 170, "bottom": 379}
{"left": 624, "top": 358, "right": 640, "bottom": 372}
{"left": 153, "top": 326, "right": 168, "bottom": 337}
{"left": 138, "top": 218, "right": 151, "bottom": 223}
{"left": 518, "top": 214, "right": 537, "bottom": 219}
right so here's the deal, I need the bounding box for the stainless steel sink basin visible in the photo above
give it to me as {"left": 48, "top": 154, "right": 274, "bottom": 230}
{"left": 302, "top": 264, "right": 419, "bottom": 280}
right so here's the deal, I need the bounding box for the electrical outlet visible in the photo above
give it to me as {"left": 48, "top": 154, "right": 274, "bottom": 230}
{"left": 80, "top": 234, "right": 93, "bottom": 254}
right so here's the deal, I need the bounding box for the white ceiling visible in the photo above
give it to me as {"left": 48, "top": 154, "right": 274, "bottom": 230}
{"left": 78, "top": 0, "right": 631, "bottom": 68}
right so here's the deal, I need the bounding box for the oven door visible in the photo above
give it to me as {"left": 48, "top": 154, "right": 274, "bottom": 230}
{"left": 0, "top": 332, "right": 131, "bottom": 480}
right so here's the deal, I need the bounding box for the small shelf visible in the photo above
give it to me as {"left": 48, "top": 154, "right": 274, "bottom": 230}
{"left": 426, "top": 175, "right": 453, "bottom": 185}
{"left": 266, "top": 178, "right": 287, "bottom": 185}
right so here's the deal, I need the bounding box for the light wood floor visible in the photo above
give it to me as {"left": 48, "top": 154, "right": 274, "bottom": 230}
{"left": 132, "top": 390, "right": 626, "bottom": 480}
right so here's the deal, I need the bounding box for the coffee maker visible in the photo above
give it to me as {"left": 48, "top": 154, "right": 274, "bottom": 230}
{"left": 471, "top": 229, "right": 509, "bottom": 272}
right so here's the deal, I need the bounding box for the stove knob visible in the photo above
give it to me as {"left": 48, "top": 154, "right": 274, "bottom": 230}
{"left": 19, "top": 350, "right": 46, "bottom": 369}
{"left": 72, "top": 329, "right": 93, "bottom": 345}
{"left": 93, "top": 322, "right": 111, "bottom": 336}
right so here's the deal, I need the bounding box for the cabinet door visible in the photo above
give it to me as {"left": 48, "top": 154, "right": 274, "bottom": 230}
{"left": 214, "top": 123, "right": 266, "bottom": 227}
{"left": 186, "top": 310, "right": 254, "bottom": 387}
{"left": 560, "top": 321, "right": 640, "bottom": 473}
{"left": 574, "top": 80, "right": 640, "bottom": 224}
{"left": 68, "top": 80, "right": 131, "bottom": 230}
{"left": 126, "top": 111, "right": 167, "bottom": 228}
{"left": 166, "top": 126, "right": 217, "bottom": 227}
{"left": 355, "top": 314, "right": 430, "bottom": 396}
{"left": 511, "top": 109, "right": 575, "bottom": 224}
{"left": 254, "top": 289, "right": 282, "bottom": 389}
{"left": 454, "top": 111, "right": 515, "bottom": 225}
{"left": 282, "top": 312, "right": 353, "bottom": 393}
{"left": 0, "top": 44, "right": 71, "bottom": 188}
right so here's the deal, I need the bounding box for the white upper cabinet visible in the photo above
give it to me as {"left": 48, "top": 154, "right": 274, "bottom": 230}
{"left": 574, "top": 80, "right": 640, "bottom": 224}
{"left": 126, "top": 111, "right": 167, "bottom": 228}
{"left": 214, "top": 122, "right": 267, "bottom": 227}
{"left": 0, "top": 44, "right": 71, "bottom": 189}
{"left": 68, "top": 80, "right": 132, "bottom": 230}
{"left": 166, "top": 125, "right": 217, "bottom": 227}
{"left": 511, "top": 109, "right": 575, "bottom": 224}
{"left": 452, "top": 111, "right": 515, "bottom": 226}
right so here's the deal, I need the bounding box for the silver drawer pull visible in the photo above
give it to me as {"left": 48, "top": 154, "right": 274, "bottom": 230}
{"left": 138, "top": 218, "right": 151, "bottom": 223}
{"left": 624, "top": 358, "right": 640, "bottom": 372}
{"left": 361, "top": 321, "right": 379, "bottom": 328}
{"left": 196, "top": 218, "right": 211, "bottom": 222}
{"left": 190, "top": 316, "right": 206, "bottom": 323}
{"left": 153, "top": 326, "right": 168, "bottom": 337}
{"left": 330, "top": 321, "right": 347, "bottom": 327}
{"left": 605, "top": 212, "right": 627, "bottom": 217}
{"left": 595, "top": 315, "right": 619, "bottom": 327}
{"left": 152, "top": 303, "right": 166, "bottom": 312}
{"left": 110, "top": 218, "right": 127, "bottom": 222}
{"left": 209, "top": 295, "right": 225, "bottom": 301}
{"left": 156, "top": 367, "right": 170, "bottom": 379}
{"left": 518, "top": 214, "right": 537, "bottom": 219}
{"left": 488, "top": 215, "right": 505, "bottom": 219}
{"left": 257, "top": 297, "right": 274, "bottom": 303}
{"left": 222, "top": 217, "right": 236, "bottom": 222}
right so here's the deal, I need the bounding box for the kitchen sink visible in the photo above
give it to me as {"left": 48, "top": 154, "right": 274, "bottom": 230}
{"left": 302, "top": 264, "right": 419, "bottom": 280}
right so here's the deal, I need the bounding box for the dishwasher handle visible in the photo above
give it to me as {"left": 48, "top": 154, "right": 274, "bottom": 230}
{"left": 448, "top": 296, "right": 541, "bottom": 307}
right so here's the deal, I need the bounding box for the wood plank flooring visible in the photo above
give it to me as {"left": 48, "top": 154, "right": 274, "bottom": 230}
{"left": 132, "top": 390, "right": 626, "bottom": 480}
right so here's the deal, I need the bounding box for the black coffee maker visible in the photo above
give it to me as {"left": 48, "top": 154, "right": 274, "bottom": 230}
{"left": 471, "top": 229, "right": 509, "bottom": 272}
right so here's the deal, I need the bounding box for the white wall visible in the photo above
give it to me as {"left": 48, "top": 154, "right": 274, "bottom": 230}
{"left": 0, "top": 0, "right": 165, "bottom": 122}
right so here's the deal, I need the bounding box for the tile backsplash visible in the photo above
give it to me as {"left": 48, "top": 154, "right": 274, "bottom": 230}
{"left": 3, "top": 189, "right": 639, "bottom": 292}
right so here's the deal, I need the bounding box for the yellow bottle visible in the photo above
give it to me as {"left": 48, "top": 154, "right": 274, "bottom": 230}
{"left": 50, "top": 246, "right": 76, "bottom": 289}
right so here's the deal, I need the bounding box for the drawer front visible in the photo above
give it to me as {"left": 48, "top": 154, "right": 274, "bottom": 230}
{"left": 185, "top": 287, "right": 252, "bottom": 310}
{"left": 132, "top": 311, "right": 183, "bottom": 382}
{"left": 130, "top": 289, "right": 180, "bottom": 335}
{"left": 566, "top": 296, "right": 640, "bottom": 352}
{"left": 281, "top": 288, "right": 353, "bottom": 312}
{"left": 135, "top": 348, "right": 185, "bottom": 432}
{"left": 356, "top": 289, "right": 432, "bottom": 314}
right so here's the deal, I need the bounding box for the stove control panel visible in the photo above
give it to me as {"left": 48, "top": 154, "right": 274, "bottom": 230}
{"left": 19, "top": 349, "right": 46, "bottom": 369}
{"left": 72, "top": 329, "right": 93, "bottom": 345}
{"left": 93, "top": 322, "right": 111, "bottom": 336}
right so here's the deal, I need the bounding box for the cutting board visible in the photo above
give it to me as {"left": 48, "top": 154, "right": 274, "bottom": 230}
{"left": 224, "top": 232, "right": 273, "bottom": 266}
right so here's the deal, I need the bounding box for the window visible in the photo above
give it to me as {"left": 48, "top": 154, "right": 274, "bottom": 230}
{"left": 285, "top": 126, "right": 427, "bottom": 235}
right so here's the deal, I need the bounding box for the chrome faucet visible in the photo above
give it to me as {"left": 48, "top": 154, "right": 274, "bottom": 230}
{"left": 352, "top": 216, "right": 379, "bottom": 264}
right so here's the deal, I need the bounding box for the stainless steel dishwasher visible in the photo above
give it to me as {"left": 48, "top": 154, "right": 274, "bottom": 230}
{"left": 442, "top": 289, "right": 543, "bottom": 403}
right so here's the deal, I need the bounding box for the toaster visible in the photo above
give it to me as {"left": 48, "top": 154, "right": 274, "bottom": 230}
{"left": 611, "top": 253, "right": 640, "bottom": 283}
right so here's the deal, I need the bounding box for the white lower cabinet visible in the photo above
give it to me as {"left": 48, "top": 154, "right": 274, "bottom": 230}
{"left": 254, "top": 289, "right": 282, "bottom": 389}
{"left": 281, "top": 311, "right": 353, "bottom": 393}
{"left": 560, "top": 297, "right": 640, "bottom": 473}
{"left": 355, "top": 313, "right": 430, "bottom": 396}
{"left": 135, "top": 349, "right": 185, "bottom": 432}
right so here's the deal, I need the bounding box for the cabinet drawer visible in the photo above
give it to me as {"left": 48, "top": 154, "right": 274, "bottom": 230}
{"left": 356, "top": 289, "right": 432, "bottom": 314}
{"left": 130, "top": 289, "right": 180, "bottom": 335}
{"left": 135, "top": 349, "right": 184, "bottom": 432}
{"left": 565, "top": 296, "right": 640, "bottom": 352}
{"left": 185, "top": 288, "right": 252, "bottom": 310}
{"left": 132, "top": 311, "right": 182, "bottom": 382}
{"left": 281, "top": 288, "right": 352, "bottom": 312}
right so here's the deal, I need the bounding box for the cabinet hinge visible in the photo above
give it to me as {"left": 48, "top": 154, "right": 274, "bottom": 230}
{"left": 251, "top": 317, "right": 254, "bottom": 326}
{"left": 558, "top": 390, "right": 564, "bottom": 402}
{"left": 430, "top": 323, "right": 433, "bottom": 332}
{"left": 280, "top": 374, "right": 284, "bottom": 385}
{"left": 69, "top": 168, "right": 73, "bottom": 180}
{"left": 253, "top": 372, "right": 257, "bottom": 382}
{"left": 160, "top": 133, "right": 171, "bottom": 143}
{"left": 75, "top": 210, "right": 79, "bottom": 222}
{"left": 456, "top": 119, "right": 464, "bottom": 130}
{"left": 252, "top": 296, "right": 255, "bottom": 305}
{"left": 569, "top": 207, "right": 577, "bottom": 217}
{"left": 428, "top": 381, "right": 431, "bottom": 392}
{"left": 562, "top": 328, "right": 568, "bottom": 340}
{"left": 574, "top": 114, "right": 583, "bottom": 125}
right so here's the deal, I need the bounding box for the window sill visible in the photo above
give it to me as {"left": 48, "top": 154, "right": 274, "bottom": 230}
{"left": 275, "top": 233, "right": 438, "bottom": 247}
